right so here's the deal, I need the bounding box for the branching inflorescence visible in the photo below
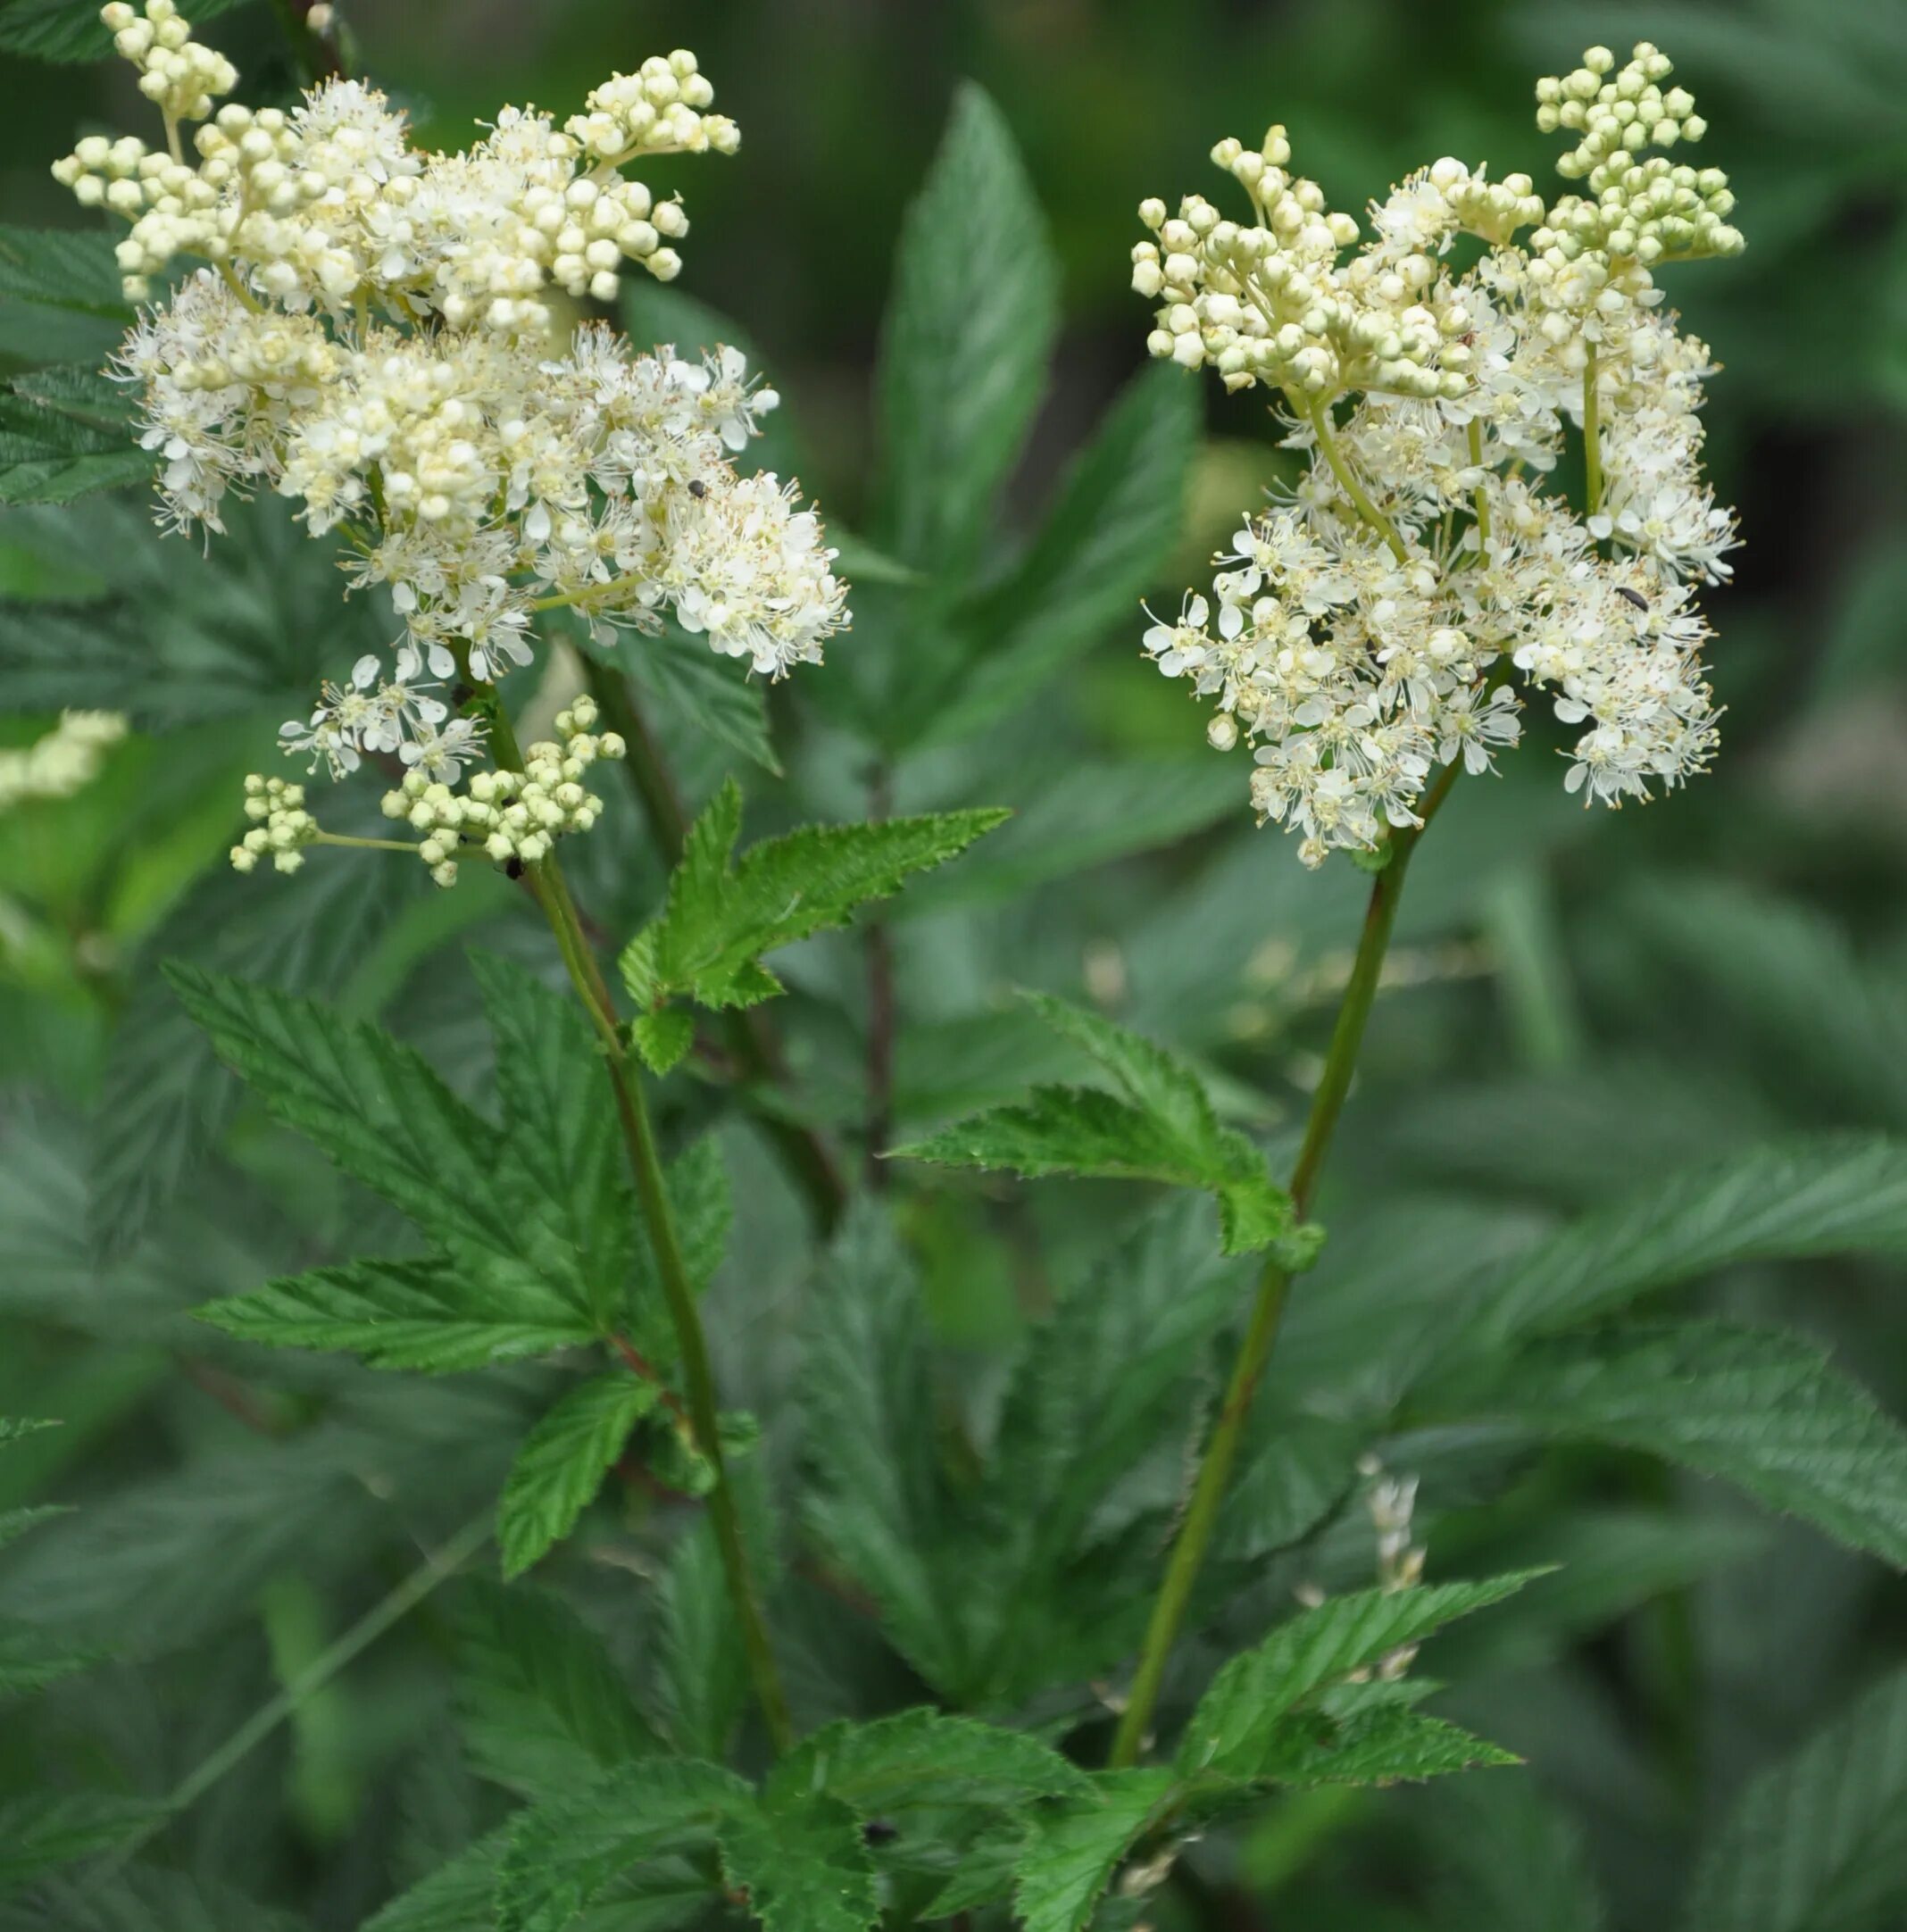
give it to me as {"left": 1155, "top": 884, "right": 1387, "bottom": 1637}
{"left": 54, "top": 1, "right": 849, "bottom": 887}
{"left": 1132, "top": 42, "right": 1743, "bottom": 868}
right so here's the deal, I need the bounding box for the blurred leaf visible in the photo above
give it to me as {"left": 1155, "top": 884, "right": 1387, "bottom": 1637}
{"left": 1421, "top": 1776, "right": 1608, "bottom": 1932}
{"left": 0, "top": 1619, "right": 98, "bottom": 1698}
{"left": 769, "top": 1709, "right": 1092, "bottom": 1814}
{"left": 0, "top": 1792, "right": 159, "bottom": 1885}
{"left": 0, "top": 224, "right": 128, "bottom": 368}
{"left": 654, "top": 1513, "right": 748, "bottom": 1761}
{"left": 915, "top": 362, "right": 1200, "bottom": 749}
{"left": 590, "top": 621, "right": 780, "bottom": 777}
{"left": 92, "top": 850, "right": 420, "bottom": 1262}
{"left": 1442, "top": 1137, "right": 1907, "bottom": 1359}
{"left": 0, "top": 0, "right": 256, "bottom": 60}
{"left": 894, "top": 758, "right": 1238, "bottom": 912}
{"left": 1428, "top": 1323, "right": 1907, "bottom": 1567}
{"left": 495, "top": 1759, "right": 745, "bottom": 1932}
{"left": 456, "top": 1582, "right": 662, "bottom": 1797}
{"left": 0, "top": 1864, "right": 307, "bottom": 1932}
{"left": 362, "top": 1829, "right": 510, "bottom": 1932}
{"left": 168, "top": 963, "right": 595, "bottom": 1312}
{"left": 1684, "top": 1665, "right": 1907, "bottom": 1932}
{"left": 898, "top": 990, "right": 1309, "bottom": 1258}
{"left": 495, "top": 1373, "right": 661, "bottom": 1578}
{"left": 472, "top": 950, "right": 629, "bottom": 1323}
{"left": 874, "top": 82, "right": 1058, "bottom": 578}
{"left": 798, "top": 1201, "right": 965, "bottom": 1693}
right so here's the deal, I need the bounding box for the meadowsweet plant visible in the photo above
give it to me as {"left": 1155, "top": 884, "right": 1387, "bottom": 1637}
{"left": 7, "top": 15, "right": 1907, "bottom": 1932}
{"left": 1134, "top": 39, "right": 1741, "bottom": 866}
{"left": 54, "top": 0, "right": 846, "bottom": 890}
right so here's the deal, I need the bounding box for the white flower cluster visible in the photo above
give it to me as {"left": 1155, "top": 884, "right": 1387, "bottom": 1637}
{"left": 378, "top": 695, "right": 625, "bottom": 888}
{"left": 1134, "top": 43, "right": 1741, "bottom": 867}
{"left": 0, "top": 712, "right": 128, "bottom": 812}
{"left": 54, "top": 3, "right": 847, "bottom": 889}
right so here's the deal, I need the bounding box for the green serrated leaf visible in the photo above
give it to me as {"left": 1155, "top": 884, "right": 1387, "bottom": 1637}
{"left": 1177, "top": 1573, "right": 1545, "bottom": 1777}
{"left": 768, "top": 1709, "right": 1093, "bottom": 1817}
{"left": 361, "top": 1828, "right": 511, "bottom": 1932}
{"left": 195, "top": 1260, "right": 596, "bottom": 1371}
{"left": 914, "top": 362, "right": 1200, "bottom": 749}
{"left": 875, "top": 82, "right": 1058, "bottom": 578}
{"left": 718, "top": 1795, "right": 879, "bottom": 1932}
{"left": 0, "top": 1792, "right": 159, "bottom": 1885}
{"left": 0, "top": 367, "right": 151, "bottom": 504}
{"left": 497, "top": 1373, "right": 662, "bottom": 1578}
{"left": 619, "top": 780, "right": 1007, "bottom": 1013}
{"left": 0, "top": 1618, "right": 101, "bottom": 1699}
{"left": 626, "top": 1134, "right": 730, "bottom": 1363}
{"left": 895, "top": 993, "right": 1303, "bottom": 1258}
{"left": 1243, "top": 1704, "right": 1520, "bottom": 1789}
{"left": 1012, "top": 1768, "right": 1174, "bottom": 1932}
{"left": 1447, "top": 1136, "right": 1907, "bottom": 1357}
{"left": 166, "top": 964, "right": 595, "bottom": 1312}
{"left": 654, "top": 1513, "right": 748, "bottom": 1760}
{"left": 1683, "top": 1666, "right": 1907, "bottom": 1932}
{"left": 0, "top": 0, "right": 256, "bottom": 61}
{"left": 495, "top": 1760, "right": 746, "bottom": 1932}
{"left": 471, "top": 950, "right": 629, "bottom": 1325}
{"left": 456, "top": 1582, "right": 662, "bottom": 1797}
{"left": 631, "top": 1007, "right": 696, "bottom": 1075}
{"left": 798, "top": 1202, "right": 966, "bottom": 1695}
{"left": 1425, "top": 1321, "right": 1907, "bottom": 1566}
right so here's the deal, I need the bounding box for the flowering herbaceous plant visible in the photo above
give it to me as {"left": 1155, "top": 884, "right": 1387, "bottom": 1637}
{"left": 8, "top": 9, "right": 1907, "bottom": 1930}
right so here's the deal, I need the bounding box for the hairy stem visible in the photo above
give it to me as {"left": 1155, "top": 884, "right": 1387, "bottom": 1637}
{"left": 524, "top": 835, "right": 795, "bottom": 1753}
{"left": 1107, "top": 765, "right": 1460, "bottom": 1768}
{"left": 578, "top": 658, "right": 848, "bottom": 1230}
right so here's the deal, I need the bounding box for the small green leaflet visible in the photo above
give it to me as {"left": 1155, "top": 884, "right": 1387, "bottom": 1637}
{"left": 717, "top": 1795, "right": 879, "bottom": 1932}
{"left": 196, "top": 1260, "right": 597, "bottom": 1372}
{"left": 1423, "top": 1321, "right": 1907, "bottom": 1567}
{"left": 895, "top": 992, "right": 1314, "bottom": 1261}
{"left": 495, "top": 1373, "right": 662, "bottom": 1578}
{"left": 455, "top": 1583, "right": 662, "bottom": 1798}
{"left": 1011, "top": 1768, "right": 1174, "bottom": 1932}
{"left": 619, "top": 779, "right": 1007, "bottom": 1017}
{"left": 495, "top": 1758, "right": 747, "bottom": 1932}
{"left": 1176, "top": 1572, "right": 1544, "bottom": 1777}
{"left": 1682, "top": 1665, "right": 1907, "bottom": 1932}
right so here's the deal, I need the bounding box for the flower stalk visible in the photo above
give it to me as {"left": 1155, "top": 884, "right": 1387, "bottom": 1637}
{"left": 1108, "top": 762, "right": 1456, "bottom": 1769}
{"left": 486, "top": 681, "right": 795, "bottom": 1753}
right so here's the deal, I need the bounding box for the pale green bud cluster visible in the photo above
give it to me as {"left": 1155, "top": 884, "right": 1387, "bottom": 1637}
{"left": 233, "top": 772, "right": 319, "bottom": 874}
{"left": 1535, "top": 43, "right": 1741, "bottom": 267}
{"left": 569, "top": 54, "right": 740, "bottom": 167}
{"left": 1131, "top": 131, "right": 1484, "bottom": 401}
{"left": 379, "top": 695, "right": 626, "bottom": 887}
{"left": 101, "top": 0, "right": 236, "bottom": 126}
{"left": 1536, "top": 43, "right": 1703, "bottom": 178}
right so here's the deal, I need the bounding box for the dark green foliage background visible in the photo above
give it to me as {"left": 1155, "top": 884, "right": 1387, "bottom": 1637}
{"left": 1, "top": 0, "right": 1904, "bottom": 1928}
